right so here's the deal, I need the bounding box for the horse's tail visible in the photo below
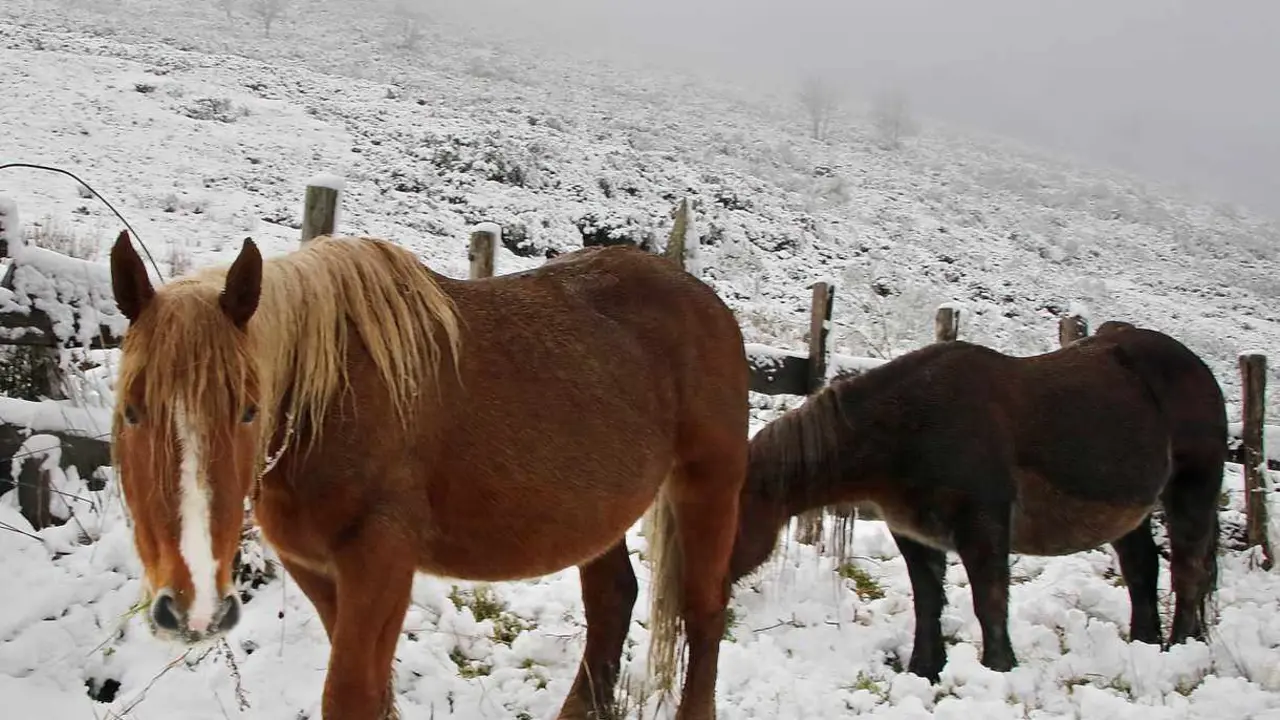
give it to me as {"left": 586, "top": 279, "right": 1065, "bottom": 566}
{"left": 1206, "top": 502, "right": 1221, "bottom": 624}
{"left": 644, "top": 481, "right": 685, "bottom": 699}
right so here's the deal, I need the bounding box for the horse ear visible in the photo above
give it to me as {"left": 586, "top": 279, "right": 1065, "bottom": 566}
{"left": 220, "top": 238, "right": 263, "bottom": 329}
{"left": 110, "top": 230, "right": 154, "bottom": 322}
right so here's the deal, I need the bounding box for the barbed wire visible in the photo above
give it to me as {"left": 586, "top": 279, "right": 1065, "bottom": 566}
{"left": 0, "top": 161, "right": 165, "bottom": 280}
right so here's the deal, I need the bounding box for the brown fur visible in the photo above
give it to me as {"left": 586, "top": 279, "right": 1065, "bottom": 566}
{"left": 732, "top": 323, "right": 1226, "bottom": 681}
{"left": 110, "top": 231, "right": 748, "bottom": 719}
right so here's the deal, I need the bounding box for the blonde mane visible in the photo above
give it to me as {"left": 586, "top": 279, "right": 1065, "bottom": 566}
{"left": 114, "top": 236, "right": 461, "bottom": 463}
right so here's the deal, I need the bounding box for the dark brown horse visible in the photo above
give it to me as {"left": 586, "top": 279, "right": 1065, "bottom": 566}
{"left": 731, "top": 321, "right": 1225, "bottom": 682}
{"left": 108, "top": 232, "right": 749, "bottom": 719}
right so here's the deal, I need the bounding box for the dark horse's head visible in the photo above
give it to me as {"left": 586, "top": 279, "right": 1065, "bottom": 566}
{"left": 729, "top": 390, "right": 847, "bottom": 582}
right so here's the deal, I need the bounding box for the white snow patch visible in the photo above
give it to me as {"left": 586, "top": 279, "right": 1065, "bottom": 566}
{"left": 472, "top": 221, "right": 503, "bottom": 239}
{"left": 306, "top": 173, "right": 346, "bottom": 192}
{"left": 2, "top": 243, "right": 131, "bottom": 346}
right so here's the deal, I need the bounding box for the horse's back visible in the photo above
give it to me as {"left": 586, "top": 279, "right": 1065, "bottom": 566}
{"left": 1085, "top": 324, "right": 1228, "bottom": 463}
{"left": 446, "top": 245, "right": 748, "bottom": 453}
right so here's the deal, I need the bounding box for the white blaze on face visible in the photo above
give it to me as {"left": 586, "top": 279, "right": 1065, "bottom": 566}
{"left": 175, "top": 401, "right": 219, "bottom": 634}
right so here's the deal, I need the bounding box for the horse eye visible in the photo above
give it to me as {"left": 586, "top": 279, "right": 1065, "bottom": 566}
{"left": 241, "top": 404, "right": 258, "bottom": 424}
{"left": 123, "top": 405, "right": 140, "bottom": 425}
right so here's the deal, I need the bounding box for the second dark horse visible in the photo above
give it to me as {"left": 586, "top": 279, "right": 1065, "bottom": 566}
{"left": 731, "top": 321, "right": 1226, "bottom": 681}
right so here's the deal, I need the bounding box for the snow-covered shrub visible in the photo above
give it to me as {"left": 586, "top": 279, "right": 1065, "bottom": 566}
{"left": 178, "top": 97, "right": 249, "bottom": 123}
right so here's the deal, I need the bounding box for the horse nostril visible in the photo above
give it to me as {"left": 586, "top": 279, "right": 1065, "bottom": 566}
{"left": 216, "top": 595, "right": 241, "bottom": 633}
{"left": 151, "top": 592, "right": 181, "bottom": 632}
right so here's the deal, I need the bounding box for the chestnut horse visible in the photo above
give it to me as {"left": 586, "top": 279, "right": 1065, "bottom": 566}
{"left": 108, "top": 232, "right": 748, "bottom": 719}
{"left": 731, "top": 321, "right": 1225, "bottom": 682}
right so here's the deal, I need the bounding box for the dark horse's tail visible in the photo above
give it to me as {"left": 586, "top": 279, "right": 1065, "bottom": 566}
{"left": 1100, "top": 322, "right": 1226, "bottom": 639}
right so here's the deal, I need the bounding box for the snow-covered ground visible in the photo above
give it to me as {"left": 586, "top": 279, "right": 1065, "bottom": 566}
{"left": 2, "top": 0, "right": 1280, "bottom": 717}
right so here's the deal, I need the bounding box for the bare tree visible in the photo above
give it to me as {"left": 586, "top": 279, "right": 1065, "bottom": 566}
{"left": 251, "top": 0, "right": 286, "bottom": 36}
{"left": 798, "top": 74, "right": 839, "bottom": 141}
{"left": 390, "top": 2, "right": 428, "bottom": 51}
{"left": 871, "top": 89, "right": 917, "bottom": 150}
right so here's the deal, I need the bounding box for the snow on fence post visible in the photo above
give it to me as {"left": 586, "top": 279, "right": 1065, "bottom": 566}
{"left": 935, "top": 304, "right": 962, "bottom": 342}
{"left": 469, "top": 222, "right": 500, "bottom": 279}
{"left": 300, "top": 174, "right": 344, "bottom": 244}
{"left": 1059, "top": 314, "right": 1089, "bottom": 346}
{"left": 1240, "top": 351, "right": 1274, "bottom": 570}
{"left": 0, "top": 195, "right": 19, "bottom": 258}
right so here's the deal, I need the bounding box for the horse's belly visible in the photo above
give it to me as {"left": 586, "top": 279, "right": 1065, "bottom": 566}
{"left": 865, "top": 497, "right": 958, "bottom": 552}
{"left": 412, "top": 486, "right": 660, "bottom": 581}
{"left": 1010, "top": 469, "right": 1155, "bottom": 555}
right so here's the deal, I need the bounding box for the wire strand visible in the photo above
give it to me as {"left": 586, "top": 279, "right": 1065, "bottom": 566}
{"left": 0, "top": 161, "right": 164, "bottom": 280}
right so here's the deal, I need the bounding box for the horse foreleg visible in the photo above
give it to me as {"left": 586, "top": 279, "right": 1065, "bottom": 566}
{"left": 1110, "top": 516, "right": 1162, "bottom": 646}
{"left": 323, "top": 531, "right": 415, "bottom": 720}
{"left": 558, "top": 539, "right": 638, "bottom": 720}
{"left": 279, "top": 556, "right": 339, "bottom": 639}
{"left": 954, "top": 504, "right": 1016, "bottom": 673}
{"left": 892, "top": 533, "right": 948, "bottom": 682}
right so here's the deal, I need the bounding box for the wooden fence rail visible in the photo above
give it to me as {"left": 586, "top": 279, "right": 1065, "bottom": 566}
{"left": 0, "top": 182, "right": 1274, "bottom": 560}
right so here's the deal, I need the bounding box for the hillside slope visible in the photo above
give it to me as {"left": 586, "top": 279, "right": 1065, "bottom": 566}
{"left": 2, "top": 1, "right": 1280, "bottom": 718}
{"left": 3, "top": 0, "right": 1280, "bottom": 415}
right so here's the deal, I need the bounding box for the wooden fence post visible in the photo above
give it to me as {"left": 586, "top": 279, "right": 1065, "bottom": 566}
{"left": 796, "top": 281, "right": 835, "bottom": 546}
{"left": 0, "top": 195, "right": 18, "bottom": 258}
{"left": 664, "top": 198, "right": 690, "bottom": 270}
{"left": 935, "top": 304, "right": 961, "bottom": 343}
{"left": 16, "top": 450, "right": 53, "bottom": 531}
{"left": 1240, "top": 352, "right": 1274, "bottom": 570}
{"left": 300, "top": 175, "right": 344, "bottom": 244}
{"left": 469, "top": 223, "right": 499, "bottom": 279}
{"left": 1059, "top": 314, "right": 1089, "bottom": 346}
{"left": 807, "top": 281, "right": 834, "bottom": 393}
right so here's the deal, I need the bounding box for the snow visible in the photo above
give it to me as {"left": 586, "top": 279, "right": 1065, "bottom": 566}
{"left": 0, "top": 0, "right": 1279, "bottom": 716}
{"left": 473, "top": 221, "right": 503, "bottom": 238}
{"left": 744, "top": 343, "right": 799, "bottom": 370}
{"left": 829, "top": 352, "right": 889, "bottom": 380}
{"left": 2, "top": 243, "right": 131, "bottom": 346}
{"left": 0, "top": 396, "right": 114, "bottom": 437}
{"left": 306, "top": 173, "right": 346, "bottom": 192}
{"left": 1226, "top": 421, "right": 1280, "bottom": 462}
{"left": 0, "top": 461, "right": 1278, "bottom": 719}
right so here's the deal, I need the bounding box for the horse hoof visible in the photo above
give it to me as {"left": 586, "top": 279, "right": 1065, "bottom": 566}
{"left": 906, "top": 664, "right": 942, "bottom": 684}
{"left": 980, "top": 656, "right": 1016, "bottom": 674}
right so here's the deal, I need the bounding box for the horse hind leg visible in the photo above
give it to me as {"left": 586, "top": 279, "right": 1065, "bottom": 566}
{"left": 647, "top": 452, "right": 745, "bottom": 720}
{"left": 1109, "top": 515, "right": 1163, "bottom": 646}
{"left": 1162, "top": 457, "right": 1223, "bottom": 645}
{"left": 557, "top": 539, "right": 638, "bottom": 720}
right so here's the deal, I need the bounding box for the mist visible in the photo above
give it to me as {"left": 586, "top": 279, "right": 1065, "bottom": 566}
{"left": 425, "top": 0, "right": 1280, "bottom": 219}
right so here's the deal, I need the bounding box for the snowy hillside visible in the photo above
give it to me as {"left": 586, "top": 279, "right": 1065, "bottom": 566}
{"left": 2, "top": 0, "right": 1280, "bottom": 718}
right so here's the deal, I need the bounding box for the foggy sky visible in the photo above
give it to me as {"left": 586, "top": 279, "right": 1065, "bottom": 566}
{"left": 427, "top": 0, "right": 1280, "bottom": 220}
